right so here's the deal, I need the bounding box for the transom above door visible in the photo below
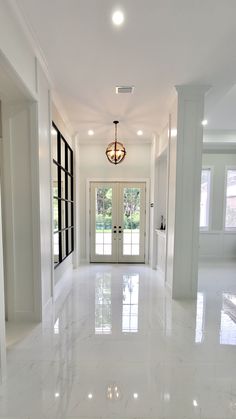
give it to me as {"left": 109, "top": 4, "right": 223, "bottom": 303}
{"left": 90, "top": 182, "right": 146, "bottom": 263}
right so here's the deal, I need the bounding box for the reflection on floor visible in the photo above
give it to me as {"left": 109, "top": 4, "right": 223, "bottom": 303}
{"left": 0, "top": 260, "right": 236, "bottom": 419}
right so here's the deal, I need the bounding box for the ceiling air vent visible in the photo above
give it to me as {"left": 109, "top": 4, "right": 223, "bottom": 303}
{"left": 115, "top": 86, "right": 134, "bottom": 94}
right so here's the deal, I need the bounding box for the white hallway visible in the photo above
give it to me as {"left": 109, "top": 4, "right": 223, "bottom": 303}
{"left": 0, "top": 2, "right": 236, "bottom": 419}
{"left": 0, "top": 261, "right": 236, "bottom": 419}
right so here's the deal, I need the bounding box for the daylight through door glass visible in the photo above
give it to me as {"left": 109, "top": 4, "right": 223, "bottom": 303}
{"left": 123, "top": 188, "right": 140, "bottom": 256}
{"left": 95, "top": 187, "right": 112, "bottom": 255}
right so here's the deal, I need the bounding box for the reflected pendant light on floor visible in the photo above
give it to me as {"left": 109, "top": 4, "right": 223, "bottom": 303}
{"left": 105, "top": 120, "right": 126, "bottom": 165}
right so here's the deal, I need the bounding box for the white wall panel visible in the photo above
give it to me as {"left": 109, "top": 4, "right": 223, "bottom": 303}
{"left": 37, "top": 64, "right": 52, "bottom": 308}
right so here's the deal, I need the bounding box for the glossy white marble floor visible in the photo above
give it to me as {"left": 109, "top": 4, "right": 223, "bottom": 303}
{"left": 1, "top": 260, "right": 236, "bottom": 419}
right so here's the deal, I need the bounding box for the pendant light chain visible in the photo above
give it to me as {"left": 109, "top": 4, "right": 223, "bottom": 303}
{"left": 114, "top": 121, "right": 118, "bottom": 164}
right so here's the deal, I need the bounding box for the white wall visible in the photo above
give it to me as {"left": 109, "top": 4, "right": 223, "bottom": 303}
{"left": 199, "top": 152, "right": 236, "bottom": 258}
{"left": 166, "top": 103, "right": 177, "bottom": 292}
{"left": 79, "top": 143, "right": 151, "bottom": 261}
{"left": 0, "top": 1, "right": 36, "bottom": 97}
{"left": 0, "top": 2, "right": 72, "bottom": 323}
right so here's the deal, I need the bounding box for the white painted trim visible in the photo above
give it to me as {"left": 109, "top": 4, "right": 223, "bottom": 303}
{"left": 48, "top": 89, "right": 54, "bottom": 301}
{"left": 86, "top": 178, "right": 150, "bottom": 264}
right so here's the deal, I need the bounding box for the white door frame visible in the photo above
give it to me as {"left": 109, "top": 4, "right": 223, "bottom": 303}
{"left": 86, "top": 178, "right": 150, "bottom": 264}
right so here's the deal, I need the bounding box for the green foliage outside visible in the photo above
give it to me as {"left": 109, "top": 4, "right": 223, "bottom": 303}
{"left": 96, "top": 187, "right": 140, "bottom": 231}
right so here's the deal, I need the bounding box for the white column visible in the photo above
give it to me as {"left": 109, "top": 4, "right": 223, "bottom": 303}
{"left": 172, "top": 85, "right": 210, "bottom": 299}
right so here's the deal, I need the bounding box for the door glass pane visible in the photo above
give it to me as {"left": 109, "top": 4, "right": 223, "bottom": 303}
{"left": 123, "top": 188, "right": 141, "bottom": 256}
{"left": 52, "top": 164, "right": 58, "bottom": 197}
{"left": 61, "top": 170, "right": 65, "bottom": 199}
{"left": 53, "top": 233, "right": 59, "bottom": 265}
{"left": 61, "top": 231, "right": 66, "bottom": 259}
{"left": 67, "top": 175, "right": 72, "bottom": 201}
{"left": 68, "top": 202, "right": 72, "bottom": 227}
{"left": 68, "top": 148, "right": 72, "bottom": 173}
{"left": 225, "top": 170, "right": 236, "bottom": 228}
{"left": 95, "top": 187, "right": 112, "bottom": 256}
{"left": 122, "top": 274, "right": 139, "bottom": 333}
{"left": 200, "top": 169, "right": 211, "bottom": 228}
{"left": 52, "top": 126, "right": 58, "bottom": 161}
{"left": 61, "top": 200, "right": 66, "bottom": 230}
{"left": 68, "top": 228, "right": 72, "bottom": 254}
{"left": 53, "top": 199, "right": 59, "bottom": 232}
{"left": 61, "top": 139, "right": 66, "bottom": 168}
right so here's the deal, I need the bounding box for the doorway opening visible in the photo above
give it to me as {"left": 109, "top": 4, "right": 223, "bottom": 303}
{"left": 90, "top": 182, "right": 147, "bottom": 263}
{"left": 0, "top": 55, "right": 41, "bottom": 375}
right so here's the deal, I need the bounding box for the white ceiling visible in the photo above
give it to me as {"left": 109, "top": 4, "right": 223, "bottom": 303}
{"left": 16, "top": 0, "right": 236, "bottom": 142}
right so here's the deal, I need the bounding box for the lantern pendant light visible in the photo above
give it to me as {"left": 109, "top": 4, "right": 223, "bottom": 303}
{"left": 105, "top": 120, "right": 126, "bottom": 165}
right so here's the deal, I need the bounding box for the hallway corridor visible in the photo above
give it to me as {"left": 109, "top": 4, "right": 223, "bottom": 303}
{"left": 1, "top": 262, "right": 236, "bottom": 419}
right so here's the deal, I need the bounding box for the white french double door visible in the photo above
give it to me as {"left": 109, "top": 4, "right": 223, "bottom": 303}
{"left": 90, "top": 182, "right": 146, "bottom": 263}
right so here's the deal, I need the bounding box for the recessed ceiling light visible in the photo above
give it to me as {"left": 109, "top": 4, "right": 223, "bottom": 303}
{"left": 88, "top": 393, "right": 93, "bottom": 399}
{"left": 193, "top": 399, "right": 198, "bottom": 407}
{"left": 137, "top": 130, "right": 143, "bottom": 136}
{"left": 201, "top": 119, "right": 208, "bottom": 126}
{"left": 112, "top": 10, "right": 124, "bottom": 26}
{"left": 133, "top": 393, "right": 139, "bottom": 399}
{"left": 55, "top": 392, "right": 60, "bottom": 398}
{"left": 88, "top": 130, "right": 94, "bottom": 136}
